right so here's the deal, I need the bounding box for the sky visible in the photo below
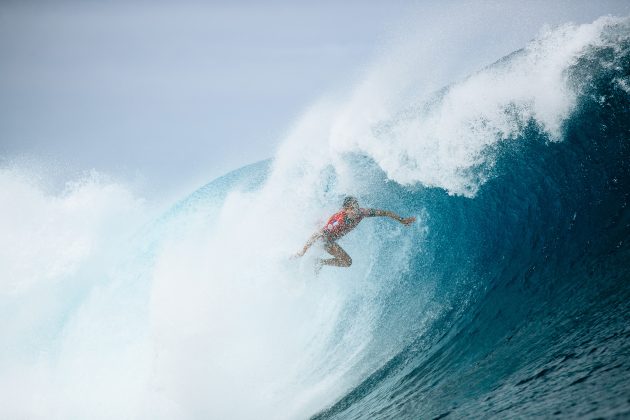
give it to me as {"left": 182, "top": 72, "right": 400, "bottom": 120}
{"left": 0, "top": 0, "right": 628, "bottom": 198}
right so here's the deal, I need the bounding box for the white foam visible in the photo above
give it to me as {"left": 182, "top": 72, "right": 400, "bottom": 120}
{"left": 0, "top": 166, "right": 150, "bottom": 418}
{"left": 0, "top": 168, "right": 145, "bottom": 295}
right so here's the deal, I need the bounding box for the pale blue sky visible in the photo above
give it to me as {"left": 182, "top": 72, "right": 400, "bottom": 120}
{"left": 0, "top": 1, "right": 628, "bottom": 197}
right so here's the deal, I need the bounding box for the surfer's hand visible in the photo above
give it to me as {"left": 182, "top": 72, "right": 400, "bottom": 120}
{"left": 291, "top": 252, "right": 304, "bottom": 259}
{"left": 401, "top": 217, "right": 416, "bottom": 226}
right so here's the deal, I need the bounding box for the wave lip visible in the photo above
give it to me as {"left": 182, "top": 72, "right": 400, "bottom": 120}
{"left": 326, "top": 16, "right": 627, "bottom": 197}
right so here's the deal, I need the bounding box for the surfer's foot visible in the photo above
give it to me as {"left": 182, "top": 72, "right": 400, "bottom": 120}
{"left": 314, "top": 260, "right": 323, "bottom": 276}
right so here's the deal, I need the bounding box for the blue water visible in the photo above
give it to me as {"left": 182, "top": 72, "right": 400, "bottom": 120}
{"left": 2, "top": 16, "right": 629, "bottom": 420}
{"left": 308, "top": 20, "right": 630, "bottom": 419}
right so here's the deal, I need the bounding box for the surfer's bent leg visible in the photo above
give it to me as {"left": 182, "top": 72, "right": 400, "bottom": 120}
{"left": 320, "top": 240, "right": 352, "bottom": 268}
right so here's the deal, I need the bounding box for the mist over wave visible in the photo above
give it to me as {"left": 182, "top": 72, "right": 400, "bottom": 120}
{"left": 1, "top": 15, "right": 629, "bottom": 420}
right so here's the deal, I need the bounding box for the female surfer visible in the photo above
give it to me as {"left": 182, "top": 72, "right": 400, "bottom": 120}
{"left": 294, "top": 196, "right": 416, "bottom": 273}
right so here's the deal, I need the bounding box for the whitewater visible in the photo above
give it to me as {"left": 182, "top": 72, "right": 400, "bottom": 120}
{"left": 1, "top": 16, "right": 629, "bottom": 419}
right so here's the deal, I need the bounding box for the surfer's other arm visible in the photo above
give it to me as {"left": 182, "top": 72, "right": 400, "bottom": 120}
{"left": 365, "top": 209, "right": 416, "bottom": 225}
{"left": 295, "top": 230, "right": 324, "bottom": 257}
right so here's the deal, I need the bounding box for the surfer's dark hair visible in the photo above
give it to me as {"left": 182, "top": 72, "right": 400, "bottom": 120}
{"left": 343, "top": 196, "right": 359, "bottom": 208}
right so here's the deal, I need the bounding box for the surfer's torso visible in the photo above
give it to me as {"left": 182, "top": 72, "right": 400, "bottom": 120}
{"left": 323, "top": 208, "right": 374, "bottom": 241}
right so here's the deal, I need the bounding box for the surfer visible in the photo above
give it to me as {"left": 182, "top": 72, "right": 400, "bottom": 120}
{"left": 294, "top": 196, "right": 416, "bottom": 273}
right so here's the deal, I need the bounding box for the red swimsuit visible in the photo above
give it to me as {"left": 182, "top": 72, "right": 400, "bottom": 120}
{"left": 322, "top": 208, "right": 373, "bottom": 241}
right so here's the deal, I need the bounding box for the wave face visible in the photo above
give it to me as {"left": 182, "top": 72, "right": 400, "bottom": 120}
{"left": 1, "top": 16, "right": 629, "bottom": 420}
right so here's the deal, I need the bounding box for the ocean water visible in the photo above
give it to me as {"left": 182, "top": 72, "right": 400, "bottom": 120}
{"left": 1, "top": 16, "right": 629, "bottom": 419}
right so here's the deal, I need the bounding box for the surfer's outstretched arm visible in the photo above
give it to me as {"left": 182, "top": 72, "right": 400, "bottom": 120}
{"left": 366, "top": 209, "right": 416, "bottom": 226}
{"left": 294, "top": 230, "right": 323, "bottom": 257}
